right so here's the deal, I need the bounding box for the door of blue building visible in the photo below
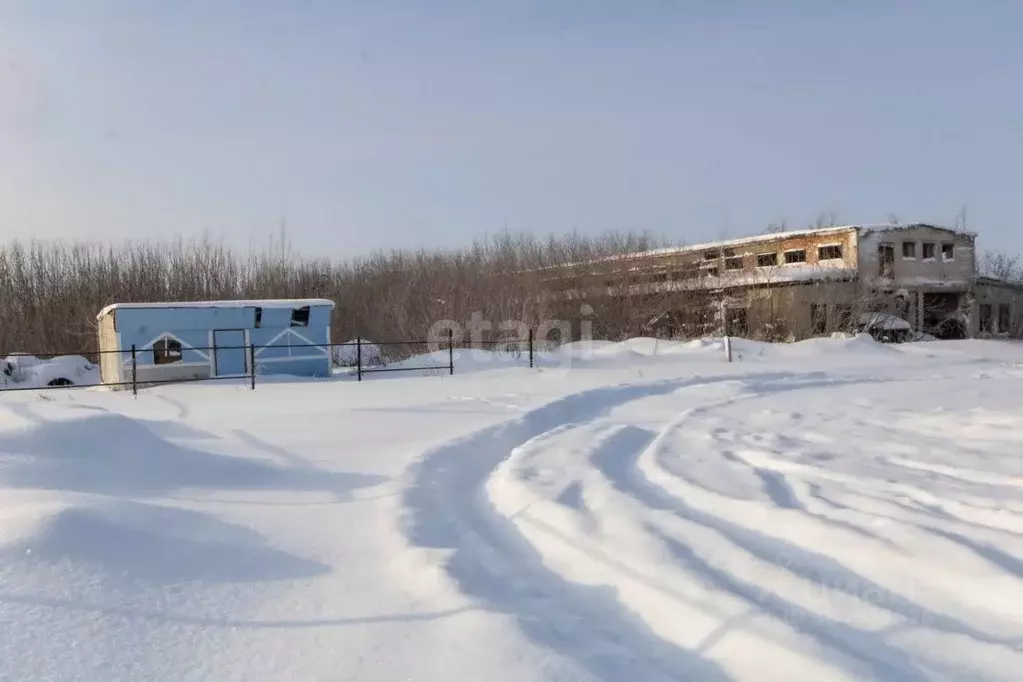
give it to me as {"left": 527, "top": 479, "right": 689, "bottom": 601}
{"left": 213, "top": 330, "right": 247, "bottom": 376}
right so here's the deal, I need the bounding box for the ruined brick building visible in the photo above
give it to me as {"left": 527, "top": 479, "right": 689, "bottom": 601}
{"left": 542, "top": 223, "right": 1023, "bottom": 341}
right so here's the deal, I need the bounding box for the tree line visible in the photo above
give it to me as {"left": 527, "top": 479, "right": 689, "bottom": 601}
{"left": 0, "top": 228, "right": 1018, "bottom": 359}
{"left": 0, "top": 230, "right": 666, "bottom": 357}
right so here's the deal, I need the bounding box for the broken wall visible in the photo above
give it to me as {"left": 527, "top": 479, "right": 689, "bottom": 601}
{"left": 973, "top": 282, "right": 1023, "bottom": 338}
{"left": 859, "top": 225, "right": 976, "bottom": 288}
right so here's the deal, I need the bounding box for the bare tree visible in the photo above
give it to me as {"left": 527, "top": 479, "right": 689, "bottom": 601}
{"left": 979, "top": 250, "right": 1022, "bottom": 282}
{"left": 0, "top": 229, "right": 674, "bottom": 358}
{"left": 810, "top": 211, "right": 840, "bottom": 229}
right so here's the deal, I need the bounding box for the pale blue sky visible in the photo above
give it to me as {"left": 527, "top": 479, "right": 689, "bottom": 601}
{"left": 2, "top": 1, "right": 1021, "bottom": 258}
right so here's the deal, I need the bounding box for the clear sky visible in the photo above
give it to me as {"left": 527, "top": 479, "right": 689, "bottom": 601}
{"left": 2, "top": 0, "right": 1021, "bottom": 258}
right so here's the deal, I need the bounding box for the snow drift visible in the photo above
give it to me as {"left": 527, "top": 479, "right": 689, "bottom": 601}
{"left": 1, "top": 335, "right": 1022, "bottom": 681}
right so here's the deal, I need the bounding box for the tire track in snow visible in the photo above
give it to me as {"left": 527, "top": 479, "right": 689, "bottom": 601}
{"left": 728, "top": 449, "right": 1023, "bottom": 538}
{"left": 625, "top": 412, "right": 1023, "bottom": 668}
{"left": 714, "top": 449, "right": 902, "bottom": 547}
{"left": 401, "top": 375, "right": 775, "bottom": 682}
{"left": 495, "top": 421, "right": 739, "bottom": 617}
{"left": 497, "top": 417, "right": 877, "bottom": 680}
{"left": 584, "top": 412, "right": 940, "bottom": 680}
{"left": 718, "top": 449, "right": 802, "bottom": 510}
{"left": 885, "top": 457, "right": 1023, "bottom": 490}
{"left": 644, "top": 374, "right": 905, "bottom": 547}
{"left": 403, "top": 369, "right": 1023, "bottom": 680}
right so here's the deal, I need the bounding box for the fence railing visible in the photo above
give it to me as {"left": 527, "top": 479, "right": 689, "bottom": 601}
{"left": 0, "top": 329, "right": 537, "bottom": 395}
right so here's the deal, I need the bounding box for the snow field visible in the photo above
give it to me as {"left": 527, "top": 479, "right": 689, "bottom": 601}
{"left": 1, "top": 336, "right": 1022, "bottom": 680}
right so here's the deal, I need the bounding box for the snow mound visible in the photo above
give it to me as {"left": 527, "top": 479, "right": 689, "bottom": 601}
{"left": 776, "top": 332, "right": 902, "bottom": 356}
{"left": 352, "top": 333, "right": 915, "bottom": 378}
{"left": 860, "top": 312, "right": 913, "bottom": 331}
{"left": 332, "top": 339, "right": 386, "bottom": 367}
{"left": 554, "top": 333, "right": 901, "bottom": 366}
{"left": 4, "top": 500, "right": 330, "bottom": 585}
{"left": 383, "top": 347, "right": 526, "bottom": 374}
{"left": 1, "top": 354, "right": 99, "bottom": 388}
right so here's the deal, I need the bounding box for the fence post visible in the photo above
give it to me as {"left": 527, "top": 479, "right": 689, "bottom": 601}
{"left": 130, "top": 344, "right": 138, "bottom": 397}
{"left": 528, "top": 327, "right": 534, "bottom": 368}
{"left": 250, "top": 343, "right": 256, "bottom": 390}
{"left": 356, "top": 336, "right": 362, "bottom": 382}
{"left": 448, "top": 328, "right": 454, "bottom": 375}
{"left": 724, "top": 335, "right": 733, "bottom": 363}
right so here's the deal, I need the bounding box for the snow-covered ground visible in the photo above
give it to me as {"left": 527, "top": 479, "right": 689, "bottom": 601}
{"left": 1, "top": 336, "right": 1022, "bottom": 681}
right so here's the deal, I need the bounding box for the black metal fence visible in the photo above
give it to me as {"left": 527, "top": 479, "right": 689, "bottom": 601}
{"left": 0, "top": 329, "right": 537, "bottom": 396}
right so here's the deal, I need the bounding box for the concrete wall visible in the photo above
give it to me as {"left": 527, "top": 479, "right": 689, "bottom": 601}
{"left": 741, "top": 281, "right": 882, "bottom": 340}
{"left": 723, "top": 230, "right": 859, "bottom": 272}
{"left": 546, "top": 228, "right": 860, "bottom": 293}
{"left": 737, "top": 275, "right": 1015, "bottom": 341}
{"left": 972, "top": 282, "right": 1023, "bottom": 338}
{"left": 858, "top": 226, "right": 976, "bottom": 290}
{"left": 625, "top": 227, "right": 860, "bottom": 278}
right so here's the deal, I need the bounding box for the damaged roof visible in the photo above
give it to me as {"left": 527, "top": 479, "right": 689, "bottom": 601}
{"left": 555, "top": 223, "right": 970, "bottom": 270}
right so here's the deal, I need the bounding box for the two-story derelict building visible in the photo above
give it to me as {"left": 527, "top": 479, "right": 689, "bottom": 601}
{"left": 96, "top": 298, "right": 334, "bottom": 388}
{"left": 541, "top": 223, "right": 1023, "bottom": 341}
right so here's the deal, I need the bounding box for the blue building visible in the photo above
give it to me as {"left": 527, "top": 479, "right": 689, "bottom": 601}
{"left": 96, "top": 299, "right": 335, "bottom": 387}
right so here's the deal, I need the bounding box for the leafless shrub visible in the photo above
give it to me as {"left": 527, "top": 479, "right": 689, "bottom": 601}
{"left": 979, "top": 250, "right": 1022, "bottom": 282}
{"left": 0, "top": 230, "right": 670, "bottom": 358}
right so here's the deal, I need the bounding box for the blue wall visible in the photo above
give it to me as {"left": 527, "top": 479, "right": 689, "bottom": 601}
{"left": 113, "top": 303, "right": 333, "bottom": 378}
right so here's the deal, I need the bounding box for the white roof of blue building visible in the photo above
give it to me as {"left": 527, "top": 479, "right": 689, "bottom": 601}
{"left": 97, "top": 298, "right": 334, "bottom": 320}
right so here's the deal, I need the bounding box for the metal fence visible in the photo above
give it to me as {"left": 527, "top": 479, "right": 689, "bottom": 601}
{"left": 0, "top": 329, "right": 537, "bottom": 395}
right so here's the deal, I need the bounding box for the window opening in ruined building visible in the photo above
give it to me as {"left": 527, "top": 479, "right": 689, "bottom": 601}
{"left": 818, "top": 245, "right": 842, "bottom": 260}
{"left": 784, "top": 249, "right": 807, "bottom": 264}
{"left": 902, "top": 242, "right": 916, "bottom": 259}
{"left": 153, "top": 337, "right": 183, "bottom": 365}
{"left": 998, "top": 304, "right": 1011, "bottom": 334}
{"left": 878, "top": 243, "right": 895, "bottom": 277}
{"left": 942, "top": 243, "right": 955, "bottom": 261}
{"left": 290, "top": 306, "right": 311, "bottom": 327}
{"left": 756, "top": 252, "right": 778, "bottom": 267}
{"left": 704, "top": 251, "right": 720, "bottom": 261}
{"left": 979, "top": 304, "right": 993, "bottom": 333}
{"left": 922, "top": 292, "right": 963, "bottom": 338}
{"left": 725, "top": 256, "right": 743, "bottom": 270}
{"left": 922, "top": 242, "right": 936, "bottom": 260}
